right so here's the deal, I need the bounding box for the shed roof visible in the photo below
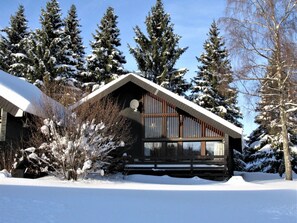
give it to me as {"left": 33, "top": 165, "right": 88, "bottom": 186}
{"left": 0, "top": 70, "right": 64, "bottom": 117}
{"left": 70, "top": 73, "right": 243, "bottom": 138}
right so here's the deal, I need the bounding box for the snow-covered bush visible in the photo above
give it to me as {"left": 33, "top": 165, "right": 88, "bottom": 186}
{"left": 233, "top": 149, "right": 246, "bottom": 171}
{"left": 15, "top": 97, "right": 131, "bottom": 180}
{"left": 245, "top": 146, "right": 282, "bottom": 173}
{"left": 244, "top": 130, "right": 283, "bottom": 173}
{"left": 22, "top": 118, "right": 123, "bottom": 179}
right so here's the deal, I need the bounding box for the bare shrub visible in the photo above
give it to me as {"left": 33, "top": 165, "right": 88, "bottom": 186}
{"left": 15, "top": 95, "right": 132, "bottom": 180}
{"left": 0, "top": 144, "right": 18, "bottom": 171}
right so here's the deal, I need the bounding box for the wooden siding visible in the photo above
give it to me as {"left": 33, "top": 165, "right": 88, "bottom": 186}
{"left": 70, "top": 74, "right": 242, "bottom": 139}
{"left": 73, "top": 80, "right": 239, "bottom": 178}
{"left": 0, "top": 108, "right": 7, "bottom": 141}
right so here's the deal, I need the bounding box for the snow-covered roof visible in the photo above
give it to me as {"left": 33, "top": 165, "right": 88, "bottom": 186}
{"left": 70, "top": 73, "right": 243, "bottom": 138}
{"left": 0, "top": 70, "right": 64, "bottom": 117}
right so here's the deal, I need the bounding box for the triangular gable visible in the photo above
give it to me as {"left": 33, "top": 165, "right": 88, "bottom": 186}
{"left": 69, "top": 73, "right": 243, "bottom": 138}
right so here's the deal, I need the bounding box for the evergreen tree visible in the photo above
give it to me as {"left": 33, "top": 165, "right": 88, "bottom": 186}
{"left": 64, "top": 4, "right": 85, "bottom": 80}
{"left": 245, "top": 54, "right": 297, "bottom": 174}
{"left": 190, "top": 21, "right": 242, "bottom": 127}
{"left": 129, "top": 0, "right": 189, "bottom": 96}
{"left": 0, "top": 5, "right": 31, "bottom": 77}
{"left": 0, "top": 29, "right": 10, "bottom": 72}
{"left": 32, "top": 0, "right": 75, "bottom": 81}
{"left": 86, "top": 7, "right": 126, "bottom": 83}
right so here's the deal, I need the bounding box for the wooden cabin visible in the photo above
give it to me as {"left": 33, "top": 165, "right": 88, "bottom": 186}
{"left": 0, "top": 70, "right": 64, "bottom": 148}
{"left": 71, "top": 73, "right": 243, "bottom": 179}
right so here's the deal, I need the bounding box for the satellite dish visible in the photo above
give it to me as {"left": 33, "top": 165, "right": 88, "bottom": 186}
{"left": 130, "top": 99, "right": 139, "bottom": 111}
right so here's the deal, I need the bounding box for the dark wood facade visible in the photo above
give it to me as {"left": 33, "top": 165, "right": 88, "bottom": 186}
{"left": 70, "top": 73, "right": 243, "bottom": 179}
{"left": 0, "top": 108, "right": 31, "bottom": 148}
{"left": 106, "top": 81, "right": 240, "bottom": 178}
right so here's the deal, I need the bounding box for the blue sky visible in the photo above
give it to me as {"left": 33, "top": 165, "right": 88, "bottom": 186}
{"left": 0, "top": 0, "right": 257, "bottom": 135}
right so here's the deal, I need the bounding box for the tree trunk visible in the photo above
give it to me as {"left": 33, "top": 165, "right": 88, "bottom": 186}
{"left": 279, "top": 98, "right": 292, "bottom": 180}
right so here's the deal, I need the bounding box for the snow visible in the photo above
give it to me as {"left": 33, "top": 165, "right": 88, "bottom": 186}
{"left": 0, "top": 172, "right": 296, "bottom": 223}
{"left": 0, "top": 70, "right": 64, "bottom": 117}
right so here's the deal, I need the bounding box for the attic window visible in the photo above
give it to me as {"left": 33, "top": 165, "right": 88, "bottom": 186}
{"left": 183, "top": 116, "right": 202, "bottom": 138}
{"left": 143, "top": 94, "right": 224, "bottom": 140}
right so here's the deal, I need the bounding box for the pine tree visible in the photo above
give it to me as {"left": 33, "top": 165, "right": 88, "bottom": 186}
{"left": 86, "top": 7, "right": 126, "bottom": 83}
{"left": 190, "top": 21, "right": 242, "bottom": 127}
{"left": 64, "top": 4, "right": 85, "bottom": 80}
{"left": 129, "top": 0, "right": 189, "bottom": 96}
{"left": 32, "top": 0, "right": 74, "bottom": 80}
{"left": 0, "top": 5, "right": 31, "bottom": 77}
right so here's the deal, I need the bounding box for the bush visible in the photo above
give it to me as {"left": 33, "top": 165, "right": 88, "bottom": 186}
{"left": 233, "top": 149, "right": 246, "bottom": 171}
{"left": 0, "top": 144, "right": 18, "bottom": 171}
{"left": 15, "top": 97, "right": 131, "bottom": 180}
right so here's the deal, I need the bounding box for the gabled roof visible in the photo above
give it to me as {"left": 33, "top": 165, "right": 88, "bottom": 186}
{"left": 70, "top": 73, "right": 242, "bottom": 138}
{"left": 0, "top": 70, "right": 64, "bottom": 117}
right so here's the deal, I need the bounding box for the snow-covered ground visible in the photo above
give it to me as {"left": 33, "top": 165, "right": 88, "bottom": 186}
{"left": 0, "top": 171, "right": 296, "bottom": 223}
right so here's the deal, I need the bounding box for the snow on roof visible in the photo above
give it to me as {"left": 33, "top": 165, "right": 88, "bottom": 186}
{"left": 0, "top": 70, "right": 64, "bottom": 117}
{"left": 70, "top": 73, "right": 243, "bottom": 138}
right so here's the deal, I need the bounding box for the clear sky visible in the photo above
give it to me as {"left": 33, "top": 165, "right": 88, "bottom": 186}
{"left": 0, "top": 0, "right": 258, "bottom": 135}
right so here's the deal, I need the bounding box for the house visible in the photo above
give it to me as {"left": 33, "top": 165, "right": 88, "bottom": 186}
{"left": 0, "top": 70, "right": 64, "bottom": 147}
{"left": 70, "top": 73, "right": 243, "bottom": 178}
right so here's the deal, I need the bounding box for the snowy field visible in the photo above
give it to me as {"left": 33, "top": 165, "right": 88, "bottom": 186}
{"left": 0, "top": 171, "right": 296, "bottom": 223}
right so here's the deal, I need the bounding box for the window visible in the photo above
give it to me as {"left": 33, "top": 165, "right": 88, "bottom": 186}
{"left": 166, "top": 117, "right": 179, "bottom": 138}
{"left": 144, "top": 142, "right": 162, "bottom": 158}
{"left": 205, "top": 126, "right": 223, "bottom": 137}
{"left": 142, "top": 94, "right": 225, "bottom": 160}
{"left": 166, "top": 142, "right": 178, "bottom": 160}
{"left": 206, "top": 141, "right": 224, "bottom": 156}
{"left": 183, "top": 117, "right": 201, "bottom": 138}
{"left": 183, "top": 142, "right": 201, "bottom": 157}
{"left": 144, "top": 95, "right": 162, "bottom": 114}
{"left": 144, "top": 117, "right": 162, "bottom": 138}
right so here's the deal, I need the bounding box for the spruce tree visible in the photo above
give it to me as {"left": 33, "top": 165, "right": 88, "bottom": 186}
{"left": 64, "top": 4, "right": 85, "bottom": 80}
{"left": 129, "top": 0, "right": 189, "bottom": 96}
{"left": 32, "top": 0, "right": 74, "bottom": 80}
{"left": 0, "top": 30, "right": 10, "bottom": 72}
{"left": 86, "top": 7, "right": 126, "bottom": 83}
{"left": 190, "top": 21, "right": 242, "bottom": 127}
{"left": 0, "top": 5, "right": 30, "bottom": 77}
{"left": 245, "top": 55, "right": 297, "bottom": 174}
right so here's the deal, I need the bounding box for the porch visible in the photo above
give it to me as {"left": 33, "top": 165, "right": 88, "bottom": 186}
{"left": 124, "top": 155, "right": 230, "bottom": 179}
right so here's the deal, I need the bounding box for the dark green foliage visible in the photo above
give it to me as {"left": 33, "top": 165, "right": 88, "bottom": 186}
{"left": 0, "top": 5, "right": 31, "bottom": 78}
{"left": 244, "top": 126, "right": 297, "bottom": 174}
{"left": 233, "top": 149, "right": 246, "bottom": 171}
{"left": 31, "top": 0, "right": 74, "bottom": 81}
{"left": 246, "top": 53, "right": 297, "bottom": 174}
{"left": 86, "top": 7, "right": 126, "bottom": 83}
{"left": 190, "top": 21, "right": 242, "bottom": 127}
{"left": 129, "top": 0, "right": 189, "bottom": 96}
{"left": 64, "top": 4, "right": 85, "bottom": 80}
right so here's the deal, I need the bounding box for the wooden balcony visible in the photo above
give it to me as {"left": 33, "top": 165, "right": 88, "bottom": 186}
{"left": 124, "top": 155, "right": 229, "bottom": 179}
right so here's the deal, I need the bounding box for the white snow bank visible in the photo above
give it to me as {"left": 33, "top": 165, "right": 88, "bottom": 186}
{"left": 0, "top": 169, "right": 11, "bottom": 178}
{"left": 0, "top": 172, "right": 296, "bottom": 223}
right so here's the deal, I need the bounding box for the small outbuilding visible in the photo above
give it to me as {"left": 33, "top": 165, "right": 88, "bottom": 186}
{"left": 71, "top": 73, "right": 243, "bottom": 178}
{"left": 0, "top": 70, "right": 63, "bottom": 147}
